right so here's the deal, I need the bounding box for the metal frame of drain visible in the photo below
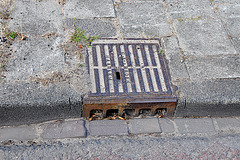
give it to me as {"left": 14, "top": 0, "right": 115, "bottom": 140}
{"left": 83, "top": 38, "right": 177, "bottom": 118}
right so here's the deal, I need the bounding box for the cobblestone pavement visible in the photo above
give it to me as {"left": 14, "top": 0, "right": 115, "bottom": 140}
{"left": 0, "top": 134, "right": 240, "bottom": 159}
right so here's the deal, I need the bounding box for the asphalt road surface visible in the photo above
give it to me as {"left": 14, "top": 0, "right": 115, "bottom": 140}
{"left": 1, "top": 133, "right": 240, "bottom": 159}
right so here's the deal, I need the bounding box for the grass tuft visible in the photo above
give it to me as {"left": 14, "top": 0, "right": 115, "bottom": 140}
{"left": 70, "top": 18, "right": 98, "bottom": 48}
{"left": 6, "top": 31, "right": 18, "bottom": 40}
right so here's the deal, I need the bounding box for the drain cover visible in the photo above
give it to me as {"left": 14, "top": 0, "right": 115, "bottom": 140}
{"left": 83, "top": 38, "right": 177, "bottom": 118}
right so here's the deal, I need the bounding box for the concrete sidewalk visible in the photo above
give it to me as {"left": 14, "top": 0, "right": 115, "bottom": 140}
{"left": 0, "top": 0, "right": 240, "bottom": 126}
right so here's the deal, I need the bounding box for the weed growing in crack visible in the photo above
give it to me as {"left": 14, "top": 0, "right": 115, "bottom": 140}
{"left": 177, "top": 18, "right": 184, "bottom": 22}
{"left": 187, "top": 16, "right": 201, "bottom": 21}
{"left": 3, "top": 29, "right": 26, "bottom": 41}
{"left": 70, "top": 18, "right": 98, "bottom": 48}
{"left": 177, "top": 16, "right": 201, "bottom": 22}
{"left": 65, "top": 18, "right": 98, "bottom": 67}
{"left": 1, "top": 64, "right": 6, "bottom": 69}
{"left": 70, "top": 27, "right": 98, "bottom": 47}
{"left": 5, "top": 31, "right": 18, "bottom": 40}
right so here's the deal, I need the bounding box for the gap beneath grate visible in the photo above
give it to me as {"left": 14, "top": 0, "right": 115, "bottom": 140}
{"left": 83, "top": 38, "right": 177, "bottom": 119}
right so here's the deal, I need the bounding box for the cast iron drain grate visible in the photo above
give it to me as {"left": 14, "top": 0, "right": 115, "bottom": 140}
{"left": 83, "top": 38, "right": 177, "bottom": 118}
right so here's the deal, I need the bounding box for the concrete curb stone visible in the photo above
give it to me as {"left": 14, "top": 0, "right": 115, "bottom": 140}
{"left": 158, "top": 118, "right": 175, "bottom": 134}
{"left": 176, "top": 79, "right": 240, "bottom": 117}
{"left": 0, "top": 82, "right": 83, "bottom": 127}
{"left": 0, "top": 125, "right": 38, "bottom": 142}
{"left": 129, "top": 118, "right": 162, "bottom": 134}
{"left": 41, "top": 120, "right": 86, "bottom": 139}
{"left": 89, "top": 120, "right": 128, "bottom": 136}
{"left": 215, "top": 117, "right": 240, "bottom": 132}
{"left": 2, "top": 117, "right": 240, "bottom": 142}
{"left": 174, "top": 118, "right": 216, "bottom": 134}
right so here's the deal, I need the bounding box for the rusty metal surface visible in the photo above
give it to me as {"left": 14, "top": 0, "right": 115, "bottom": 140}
{"left": 83, "top": 38, "right": 177, "bottom": 118}
{"left": 83, "top": 102, "right": 176, "bottom": 118}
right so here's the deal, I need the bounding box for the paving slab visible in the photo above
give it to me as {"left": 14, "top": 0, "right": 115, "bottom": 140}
{"left": 216, "top": 118, "right": 240, "bottom": 132}
{"left": 41, "top": 120, "right": 86, "bottom": 139}
{"left": 0, "top": 125, "right": 38, "bottom": 142}
{"left": 5, "top": 37, "right": 66, "bottom": 82}
{"left": 64, "top": 18, "right": 117, "bottom": 37}
{"left": 117, "top": 2, "right": 172, "bottom": 37}
{"left": 162, "top": 36, "right": 181, "bottom": 53}
{"left": 232, "top": 37, "right": 240, "bottom": 53}
{"left": 162, "top": 36, "right": 189, "bottom": 82}
{"left": 216, "top": 4, "right": 240, "bottom": 37}
{"left": 213, "top": 0, "right": 240, "bottom": 5}
{"left": 64, "top": 0, "right": 116, "bottom": 19}
{"left": 185, "top": 55, "right": 240, "bottom": 80}
{"left": 165, "top": 0, "right": 212, "bottom": 12}
{"left": 129, "top": 118, "right": 161, "bottom": 134}
{"left": 9, "top": 0, "right": 63, "bottom": 36}
{"left": 176, "top": 79, "right": 240, "bottom": 117}
{"left": 158, "top": 118, "right": 175, "bottom": 133}
{"left": 175, "top": 118, "right": 216, "bottom": 134}
{"left": 89, "top": 120, "right": 128, "bottom": 136}
{"left": 170, "top": 8, "right": 236, "bottom": 56}
{"left": 169, "top": 8, "right": 216, "bottom": 22}
{"left": 0, "top": 150, "right": 3, "bottom": 159}
{"left": 164, "top": 51, "right": 189, "bottom": 83}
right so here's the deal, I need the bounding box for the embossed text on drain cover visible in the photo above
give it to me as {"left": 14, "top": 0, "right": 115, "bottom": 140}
{"left": 86, "top": 39, "right": 173, "bottom": 96}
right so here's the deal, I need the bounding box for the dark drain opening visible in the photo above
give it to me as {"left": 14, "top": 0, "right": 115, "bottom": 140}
{"left": 116, "top": 71, "right": 121, "bottom": 80}
{"left": 139, "top": 109, "right": 152, "bottom": 116}
{"left": 89, "top": 109, "right": 103, "bottom": 120}
{"left": 155, "top": 108, "right": 167, "bottom": 118}
{"left": 123, "top": 109, "right": 135, "bottom": 117}
{"left": 106, "top": 109, "right": 119, "bottom": 117}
